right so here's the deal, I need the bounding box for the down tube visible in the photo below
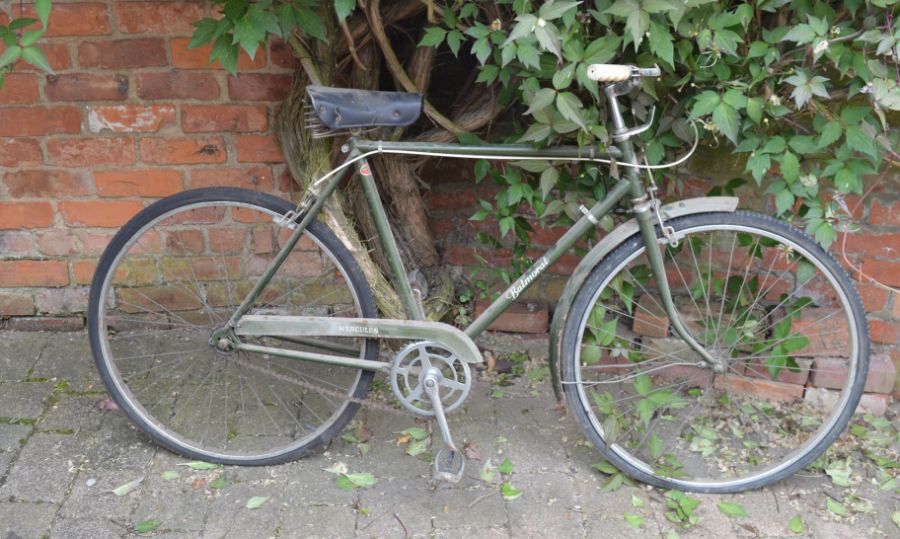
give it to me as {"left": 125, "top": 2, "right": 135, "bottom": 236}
{"left": 465, "top": 179, "right": 633, "bottom": 339}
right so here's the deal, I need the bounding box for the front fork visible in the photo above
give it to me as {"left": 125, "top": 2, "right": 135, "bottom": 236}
{"left": 632, "top": 200, "right": 727, "bottom": 372}
{"left": 607, "top": 79, "right": 726, "bottom": 372}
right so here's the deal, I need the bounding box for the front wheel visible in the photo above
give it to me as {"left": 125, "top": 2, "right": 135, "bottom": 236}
{"left": 561, "top": 211, "right": 869, "bottom": 493}
{"left": 88, "top": 187, "right": 379, "bottom": 465}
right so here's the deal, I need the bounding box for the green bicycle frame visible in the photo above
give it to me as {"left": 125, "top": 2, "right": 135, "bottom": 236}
{"left": 223, "top": 81, "right": 721, "bottom": 374}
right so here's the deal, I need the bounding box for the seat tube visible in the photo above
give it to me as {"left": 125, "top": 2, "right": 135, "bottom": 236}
{"left": 354, "top": 154, "right": 424, "bottom": 321}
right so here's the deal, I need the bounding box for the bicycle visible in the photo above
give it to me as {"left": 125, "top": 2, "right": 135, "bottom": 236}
{"left": 87, "top": 65, "right": 869, "bottom": 494}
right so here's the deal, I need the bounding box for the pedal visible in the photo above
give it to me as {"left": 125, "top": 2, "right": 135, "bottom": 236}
{"left": 434, "top": 448, "right": 465, "bottom": 483}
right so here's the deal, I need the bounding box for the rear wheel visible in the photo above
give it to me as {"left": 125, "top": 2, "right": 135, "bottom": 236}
{"left": 562, "top": 211, "right": 868, "bottom": 492}
{"left": 88, "top": 188, "right": 378, "bottom": 465}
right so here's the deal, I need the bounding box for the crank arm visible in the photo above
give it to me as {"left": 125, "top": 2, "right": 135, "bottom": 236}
{"left": 234, "top": 315, "right": 484, "bottom": 365}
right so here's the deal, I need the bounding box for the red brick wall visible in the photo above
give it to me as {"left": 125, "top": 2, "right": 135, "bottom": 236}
{"left": 0, "top": 2, "right": 897, "bottom": 390}
{"left": 0, "top": 0, "right": 297, "bottom": 324}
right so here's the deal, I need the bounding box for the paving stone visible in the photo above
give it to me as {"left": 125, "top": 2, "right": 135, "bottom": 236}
{"left": 0, "top": 331, "right": 46, "bottom": 381}
{"left": 0, "top": 433, "right": 85, "bottom": 502}
{"left": 278, "top": 503, "right": 358, "bottom": 538}
{"left": 0, "top": 501, "right": 57, "bottom": 538}
{"left": 505, "top": 472, "right": 584, "bottom": 539}
{"left": 0, "top": 381, "right": 54, "bottom": 420}
{"left": 59, "top": 468, "right": 144, "bottom": 521}
{"left": 201, "top": 479, "right": 284, "bottom": 538}
{"left": 353, "top": 481, "right": 433, "bottom": 538}
{"left": 49, "top": 517, "right": 125, "bottom": 539}
{"left": 0, "top": 423, "right": 32, "bottom": 452}
{"left": 0, "top": 330, "right": 895, "bottom": 539}
{"left": 0, "top": 451, "right": 12, "bottom": 478}
{"left": 38, "top": 394, "right": 108, "bottom": 433}
{"left": 430, "top": 481, "right": 507, "bottom": 529}
{"left": 31, "top": 333, "right": 100, "bottom": 388}
{"left": 131, "top": 484, "right": 212, "bottom": 532}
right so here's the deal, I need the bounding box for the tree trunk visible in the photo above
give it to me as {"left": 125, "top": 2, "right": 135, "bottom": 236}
{"left": 275, "top": 0, "right": 508, "bottom": 321}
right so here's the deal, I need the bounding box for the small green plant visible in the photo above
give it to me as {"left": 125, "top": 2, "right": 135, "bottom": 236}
{"left": 0, "top": 0, "right": 54, "bottom": 89}
{"left": 665, "top": 490, "right": 701, "bottom": 529}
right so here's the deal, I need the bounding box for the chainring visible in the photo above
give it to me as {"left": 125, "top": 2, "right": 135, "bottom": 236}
{"left": 390, "top": 341, "right": 472, "bottom": 417}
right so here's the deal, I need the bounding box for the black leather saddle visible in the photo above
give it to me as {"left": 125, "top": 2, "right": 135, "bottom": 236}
{"left": 306, "top": 85, "right": 423, "bottom": 130}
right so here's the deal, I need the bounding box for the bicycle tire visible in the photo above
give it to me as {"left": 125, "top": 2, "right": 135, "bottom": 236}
{"left": 561, "top": 211, "right": 868, "bottom": 493}
{"left": 88, "top": 187, "right": 379, "bottom": 465}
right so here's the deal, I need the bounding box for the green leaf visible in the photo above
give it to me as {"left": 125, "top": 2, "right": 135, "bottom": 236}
{"left": 400, "top": 427, "right": 428, "bottom": 441}
{"left": 189, "top": 18, "right": 219, "bottom": 49}
{"left": 20, "top": 29, "right": 43, "bottom": 47}
{"left": 819, "top": 121, "right": 843, "bottom": 148}
{"left": 591, "top": 460, "right": 619, "bottom": 475}
{"left": 783, "top": 24, "right": 816, "bottom": 44}
{"left": 516, "top": 42, "right": 540, "bottom": 69}
{"left": 556, "top": 92, "right": 586, "bottom": 131}
{"left": 789, "top": 136, "right": 818, "bottom": 155}
{"left": 539, "top": 1, "right": 580, "bottom": 21}
{"left": 625, "top": 9, "right": 650, "bottom": 48}
{"left": 552, "top": 63, "right": 575, "bottom": 90}
{"left": 35, "top": 0, "right": 51, "bottom": 27}
{"left": 648, "top": 20, "right": 674, "bottom": 66}
{"left": 632, "top": 494, "right": 646, "bottom": 508}
{"left": 534, "top": 20, "right": 563, "bottom": 59}
{"left": 633, "top": 374, "right": 652, "bottom": 396}
{"left": 746, "top": 97, "right": 763, "bottom": 124}
{"left": 0, "top": 46, "right": 22, "bottom": 69}
{"left": 211, "top": 37, "right": 239, "bottom": 75}
{"left": 160, "top": 471, "right": 180, "bottom": 481}
{"left": 405, "top": 438, "right": 428, "bottom": 456}
{"left": 335, "top": 0, "right": 356, "bottom": 22}
{"left": 780, "top": 151, "right": 800, "bottom": 183}
{"left": 20, "top": 46, "right": 52, "bottom": 73}
{"left": 209, "top": 476, "right": 230, "bottom": 489}
{"left": 245, "top": 496, "right": 269, "bottom": 509}
{"left": 623, "top": 512, "right": 645, "bottom": 528}
{"left": 844, "top": 125, "right": 878, "bottom": 159}
{"left": 717, "top": 501, "right": 748, "bottom": 517}
{"left": 446, "top": 30, "right": 463, "bottom": 56}
{"left": 892, "top": 511, "right": 900, "bottom": 530}
{"left": 690, "top": 91, "right": 721, "bottom": 119}
{"left": 498, "top": 457, "right": 514, "bottom": 474}
{"left": 826, "top": 496, "right": 847, "bottom": 517}
{"left": 8, "top": 18, "right": 38, "bottom": 31}
{"left": 500, "top": 482, "right": 522, "bottom": 500}
{"left": 134, "top": 519, "right": 161, "bottom": 534}
{"left": 540, "top": 167, "right": 559, "bottom": 199}
{"left": 112, "top": 477, "right": 143, "bottom": 496}
{"left": 712, "top": 103, "right": 740, "bottom": 145}
{"left": 345, "top": 473, "right": 377, "bottom": 488}
{"left": 775, "top": 188, "right": 794, "bottom": 214}
{"left": 295, "top": 8, "right": 327, "bottom": 42}
{"left": 182, "top": 461, "right": 221, "bottom": 470}
{"left": 472, "top": 37, "right": 492, "bottom": 65}
{"left": 835, "top": 167, "right": 859, "bottom": 193}
{"left": 525, "top": 88, "right": 556, "bottom": 115}
{"left": 419, "top": 27, "right": 446, "bottom": 47}
{"left": 605, "top": 0, "right": 639, "bottom": 18}
{"left": 825, "top": 459, "right": 852, "bottom": 487}
{"left": 789, "top": 515, "right": 805, "bottom": 534}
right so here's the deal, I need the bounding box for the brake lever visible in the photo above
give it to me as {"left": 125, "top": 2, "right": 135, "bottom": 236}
{"left": 612, "top": 106, "right": 656, "bottom": 142}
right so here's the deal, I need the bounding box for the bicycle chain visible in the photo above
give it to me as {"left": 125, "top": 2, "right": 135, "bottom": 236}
{"left": 229, "top": 355, "right": 412, "bottom": 416}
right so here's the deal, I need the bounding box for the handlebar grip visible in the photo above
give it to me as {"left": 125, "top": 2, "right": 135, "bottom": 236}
{"left": 586, "top": 64, "right": 632, "bottom": 82}
{"left": 585, "top": 64, "right": 661, "bottom": 82}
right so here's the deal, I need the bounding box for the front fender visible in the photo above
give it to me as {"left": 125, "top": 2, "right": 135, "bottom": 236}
{"left": 548, "top": 196, "right": 739, "bottom": 401}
